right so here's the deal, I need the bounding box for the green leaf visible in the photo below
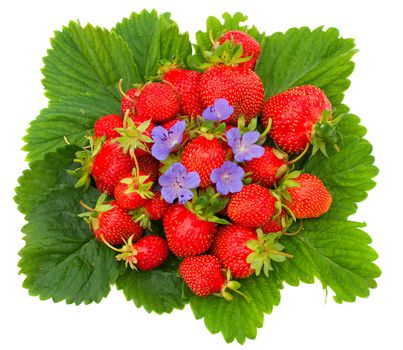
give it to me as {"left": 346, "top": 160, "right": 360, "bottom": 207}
{"left": 19, "top": 186, "right": 121, "bottom": 304}
{"left": 190, "top": 274, "right": 282, "bottom": 344}
{"left": 114, "top": 10, "right": 191, "bottom": 78}
{"left": 15, "top": 146, "right": 79, "bottom": 215}
{"left": 255, "top": 27, "right": 357, "bottom": 109}
{"left": 275, "top": 114, "right": 380, "bottom": 301}
{"left": 23, "top": 94, "right": 118, "bottom": 161}
{"left": 43, "top": 21, "right": 140, "bottom": 102}
{"left": 116, "top": 257, "right": 187, "bottom": 314}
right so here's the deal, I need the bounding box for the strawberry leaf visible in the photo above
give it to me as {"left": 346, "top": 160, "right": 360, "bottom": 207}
{"left": 275, "top": 114, "right": 380, "bottom": 302}
{"left": 190, "top": 274, "right": 282, "bottom": 344}
{"left": 23, "top": 94, "right": 118, "bottom": 161}
{"left": 116, "top": 256, "right": 187, "bottom": 314}
{"left": 255, "top": 27, "right": 357, "bottom": 110}
{"left": 114, "top": 10, "right": 192, "bottom": 78}
{"left": 16, "top": 146, "right": 123, "bottom": 304}
{"left": 43, "top": 21, "right": 140, "bottom": 102}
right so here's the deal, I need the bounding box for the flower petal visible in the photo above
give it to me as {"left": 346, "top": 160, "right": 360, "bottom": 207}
{"left": 210, "top": 167, "right": 222, "bottom": 184}
{"left": 226, "top": 127, "right": 241, "bottom": 150}
{"left": 151, "top": 126, "right": 168, "bottom": 142}
{"left": 228, "top": 179, "right": 243, "bottom": 194}
{"left": 247, "top": 144, "right": 265, "bottom": 159}
{"left": 202, "top": 106, "right": 218, "bottom": 121}
{"left": 177, "top": 188, "right": 194, "bottom": 204}
{"left": 216, "top": 180, "right": 230, "bottom": 196}
{"left": 214, "top": 98, "right": 233, "bottom": 121}
{"left": 169, "top": 120, "right": 186, "bottom": 145}
{"left": 161, "top": 186, "right": 178, "bottom": 204}
{"left": 183, "top": 171, "right": 201, "bottom": 189}
{"left": 151, "top": 143, "right": 171, "bottom": 161}
{"left": 241, "top": 131, "right": 260, "bottom": 146}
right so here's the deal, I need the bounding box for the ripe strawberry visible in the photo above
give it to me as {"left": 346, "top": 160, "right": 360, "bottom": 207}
{"left": 121, "top": 87, "right": 138, "bottom": 118}
{"left": 217, "top": 30, "right": 261, "bottom": 70}
{"left": 242, "top": 146, "right": 288, "bottom": 187}
{"left": 91, "top": 140, "right": 134, "bottom": 196}
{"left": 200, "top": 65, "right": 264, "bottom": 125}
{"left": 137, "top": 154, "right": 160, "bottom": 182}
{"left": 261, "top": 85, "right": 332, "bottom": 154}
{"left": 80, "top": 196, "right": 143, "bottom": 246}
{"left": 286, "top": 173, "right": 332, "bottom": 219}
{"left": 163, "top": 204, "right": 216, "bottom": 257}
{"left": 181, "top": 136, "right": 225, "bottom": 188}
{"left": 93, "top": 114, "right": 123, "bottom": 140}
{"left": 144, "top": 191, "right": 170, "bottom": 220}
{"left": 261, "top": 215, "right": 283, "bottom": 234}
{"left": 227, "top": 184, "right": 277, "bottom": 228}
{"left": 211, "top": 225, "right": 257, "bottom": 279}
{"left": 114, "top": 171, "right": 153, "bottom": 210}
{"left": 179, "top": 255, "right": 226, "bottom": 297}
{"left": 163, "top": 68, "right": 203, "bottom": 117}
{"left": 136, "top": 83, "right": 180, "bottom": 122}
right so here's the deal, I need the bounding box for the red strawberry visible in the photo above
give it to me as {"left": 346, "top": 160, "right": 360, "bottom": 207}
{"left": 242, "top": 146, "right": 288, "bottom": 187}
{"left": 91, "top": 140, "right": 134, "bottom": 196}
{"left": 94, "top": 114, "right": 123, "bottom": 140}
{"left": 136, "top": 83, "right": 180, "bottom": 123}
{"left": 227, "top": 184, "right": 276, "bottom": 228}
{"left": 137, "top": 154, "right": 160, "bottom": 182}
{"left": 286, "top": 173, "right": 332, "bottom": 219}
{"left": 261, "top": 215, "right": 283, "bottom": 234}
{"left": 261, "top": 85, "right": 332, "bottom": 154}
{"left": 121, "top": 88, "right": 138, "bottom": 118}
{"left": 211, "top": 225, "right": 256, "bottom": 279}
{"left": 200, "top": 65, "right": 264, "bottom": 125}
{"left": 144, "top": 191, "right": 170, "bottom": 220}
{"left": 163, "top": 68, "right": 203, "bottom": 117}
{"left": 179, "top": 255, "right": 226, "bottom": 297}
{"left": 163, "top": 204, "right": 216, "bottom": 257}
{"left": 80, "top": 196, "right": 143, "bottom": 246}
{"left": 181, "top": 136, "right": 225, "bottom": 188}
{"left": 114, "top": 171, "right": 154, "bottom": 210}
{"left": 217, "top": 30, "right": 261, "bottom": 70}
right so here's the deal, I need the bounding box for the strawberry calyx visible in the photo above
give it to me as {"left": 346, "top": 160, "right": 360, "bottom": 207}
{"left": 121, "top": 167, "right": 154, "bottom": 200}
{"left": 186, "top": 187, "right": 230, "bottom": 224}
{"left": 68, "top": 135, "right": 106, "bottom": 191}
{"left": 246, "top": 229, "right": 293, "bottom": 277}
{"left": 311, "top": 110, "right": 344, "bottom": 157}
{"left": 214, "top": 269, "right": 250, "bottom": 302}
{"left": 101, "top": 234, "right": 139, "bottom": 270}
{"left": 130, "top": 207, "right": 152, "bottom": 230}
{"left": 199, "top": 39, "right": 252, "bottom": 70}
{"left": 78, "top": 193, "right": 113, "bottom": 231}
{"left": 114, "top": 112, "right": 153, "bottom": 158}
{"left": 186, "top": 117, "right": 227, "bottom": 141}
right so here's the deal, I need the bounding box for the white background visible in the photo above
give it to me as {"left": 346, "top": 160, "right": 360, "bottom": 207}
{"left": 1, "top": 0, "right": 402, "bottom": 349}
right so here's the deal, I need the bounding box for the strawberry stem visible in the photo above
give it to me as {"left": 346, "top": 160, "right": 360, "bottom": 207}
{"left": 287, "top": 143, "right": 310, "bottom": 165}
{"left": 118, "top": 79, "right": 134, "bottom": 102}
{"left": 268, "top": 250, "right": 294, "bottom": 258}
{"left": 79, "top": 200, "right": 94, "bottom": 212}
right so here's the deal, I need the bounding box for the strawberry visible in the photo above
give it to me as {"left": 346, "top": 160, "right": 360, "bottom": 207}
{"left": 136, "top": 83, "right": 180, "bottom": 123}
{"left": 285, "top": 173, "right": 332, "bottom": 219}
{"left": 179, "top": 255, "right": 226, "bottom": 297}
{"left": 200, "top": 65, "right": 264, "bottom": 125}
{"left": 227, "top": 184, "right": 277, "bottom": 228}
{"left": 261, "top": 85, "right": 332, "bottom": 154}
{"left": 80, "top": 195, "right": 143, "bottom": 246}
{"left": 163, "top": 68, "right": 203, "bottom": 117}
{"left": 114, "top": 171, "right": 154, "bottom": 210}
{"left": 242, "top": 146, "right": 288, "bottom": 187}
{"left": 163, "top": 204, "right": 216, "bottom": 257}
{"left": 121, "top": 87, "right": 138, "bottom": 118}
{"left": 93, "top": 114, "right": 123, "bottom": 140}
{"left": 144, "top": 191, "right": 170, "bottom": 220}
{"left": 181, "top": 136, "right": 225, "bottom": 188}
{"left": 211, "top": 225, "right": 257, "bottom": 279}
{"left": 104, "top": 235, "right": 169, "bottom": 271}
{"left": 137, "top": 154, "right": 160, "bottom": 182}
{"left": 217, "top": 30, "right": 261, "bottom": 70}
{"left": 91, "top": 139, "right": 134, "bottom": 196}
{"left": 261, "top": 215, "right": 283, "bottom": 234}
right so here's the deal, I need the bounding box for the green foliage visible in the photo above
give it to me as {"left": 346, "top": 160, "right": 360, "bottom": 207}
{"left": 114, "top": 9, "right": 192, "bottom": 78}
{"left": 16, "top": 10, "right": 380, "bottom": 344}
{"left": 255, "top": 26, "right": 357, "bottom": 111}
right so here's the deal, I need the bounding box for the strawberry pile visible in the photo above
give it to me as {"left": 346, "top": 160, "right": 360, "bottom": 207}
{"left": 72, "top": 30, "right": 336, "bottom": 299}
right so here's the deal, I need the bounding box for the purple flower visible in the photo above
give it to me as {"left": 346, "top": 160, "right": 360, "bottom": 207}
{"left": 226, "top": 128, "right": 264, "bottom": 162}
{"left": 151, "top": 120, "right": 186, "bottom": 161}
{"left": 202, "top": 98, "right": 234, "bottom": 122}
{"left": 159, "top": 162, "right": 200, "bottom": 204}
{"left": 210, "top": 161, "right": 245, "bottom": 195}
